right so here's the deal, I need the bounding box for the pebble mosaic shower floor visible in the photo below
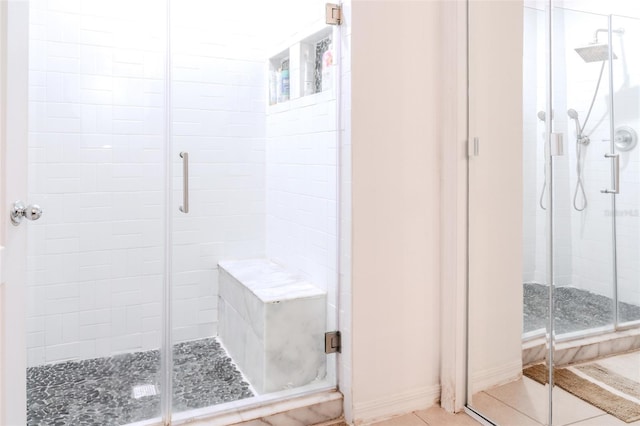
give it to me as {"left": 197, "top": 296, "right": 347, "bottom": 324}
{"left": 27, "top": 338, "right": 253, "bottom": 426}
{"left": 524, "top": 283, "right": 640, "bottom": 334}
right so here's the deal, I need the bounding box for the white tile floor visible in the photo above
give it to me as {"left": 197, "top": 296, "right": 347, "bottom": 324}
{"left": 369, "top": 406, "right": 479, "bottom": 426}
{"left": 368, "top": 352, "right": 640, "bottom": 425}
{"left": 370, "top": 374, "right": 640, "bottom": 425}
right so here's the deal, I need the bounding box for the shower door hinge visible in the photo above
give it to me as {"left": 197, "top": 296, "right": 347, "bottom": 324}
{"left": 326, "top": 3, "right": 342, "bottom": 25}
{"left": 325, "top": 331, "right": 341, "bottom": 353}
{"left": 468, "top": 137, "right": 480, "bottom": 158}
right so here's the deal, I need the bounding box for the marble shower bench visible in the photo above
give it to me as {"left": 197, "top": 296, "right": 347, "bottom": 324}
{"left": 218, "top": 259, "right": 327, "bottom": 394}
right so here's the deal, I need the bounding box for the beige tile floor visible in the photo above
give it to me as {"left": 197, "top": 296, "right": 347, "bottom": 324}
{"left": 369, "top": 406, "right": 479, "bottom": 426}
{"left": 369, "top": 364, "right": 640, "bottom": 425}
{"left": 471, "top": 375, "right": 640, "bottom": 426}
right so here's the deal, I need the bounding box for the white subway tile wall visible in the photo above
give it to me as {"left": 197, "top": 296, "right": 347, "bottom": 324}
{"left": 266, "top": 91, "right": 338, "bottom": 294}
{"left": 27, "top": 0, "right": 339, "bottom": 366}
{"left": 169, "top": 0, "right": 268, "bottom": 345}
{"left": 27, "top": 0, "right": 169, "bottom": 366}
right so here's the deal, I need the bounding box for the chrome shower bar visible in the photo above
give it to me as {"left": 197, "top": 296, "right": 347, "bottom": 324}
{"left": 601, "top": 153, "right": 620, "bottom": 194}
{"left": 592, "top": 27, "right": 625, "bottom": 43}
{"left": 179, "top": 152, "right": 189, "bottom": 213}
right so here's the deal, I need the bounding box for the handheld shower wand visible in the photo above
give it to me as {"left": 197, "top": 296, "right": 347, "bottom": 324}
{"left": 568, "top": 109, "right": 590, "bottom": 145}
{"left": 537, "top": 111, "right": 546, "bottom": 122}
{"left": 567, "top": 109, "right": 581, "bottom": 136}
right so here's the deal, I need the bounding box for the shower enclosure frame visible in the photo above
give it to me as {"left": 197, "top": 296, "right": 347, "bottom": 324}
{"left": 526, "top": 6, "right": 638, "bottom": 346}
{"left": 0, "top": 1, "right": 344, "bottom": 424}
{"left": 1, "top": 1, "right": 30, "bottom": 425}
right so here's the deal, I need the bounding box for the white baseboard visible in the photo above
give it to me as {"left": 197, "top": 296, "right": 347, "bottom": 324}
{"left": 471, "top": 359, "right": 522, "bottom": 394}
{"left": 352, "top": 384, "right": 441, "bottom": 425}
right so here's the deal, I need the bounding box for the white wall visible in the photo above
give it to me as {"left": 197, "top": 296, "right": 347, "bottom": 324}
{"left": 468, "top": 0, "right": 524, "bottom": 395}
{"left": 349, "top": 1, "right": 442, "bottom": 422}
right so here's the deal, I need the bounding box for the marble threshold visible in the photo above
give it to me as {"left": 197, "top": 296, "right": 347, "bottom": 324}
{"left": 523, "top": 327, "right": 640, "bottom": 367}
{"left": 126, "top": 387, "right": 342, "bottom": 426}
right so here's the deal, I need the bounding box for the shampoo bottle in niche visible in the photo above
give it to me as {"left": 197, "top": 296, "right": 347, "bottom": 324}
{"left": 276, "top": 65, "right": 283, "bottom": 103}
{"left": 280, "top": 58, "right": 290, "bottom": 101}
{"left": 269, "top": 69, "right": 277, "bottom": 105}
{"left": 321, "top": 43, "right": 333, "bottom": 92}
{"left": 302, "top": 44, "right": 315, "bottom": 96}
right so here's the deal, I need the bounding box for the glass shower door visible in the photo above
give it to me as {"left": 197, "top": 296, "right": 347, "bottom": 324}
{"left": 612, "top": 14, "right": 640, "bottom": 327}
{"left": 466, "top": 0, "right": 533, "bottom": 421}
{"left": 168, "top": 0, "right": 340, "bottom": 419}
{"left": 550, "top": 8, "right": 616, "bottom": 340}
{"left": 20, "top": 1, "right": 169, "bottom": 424}
{"left": 7, "top": 1, "right": 341, "bottom": 424}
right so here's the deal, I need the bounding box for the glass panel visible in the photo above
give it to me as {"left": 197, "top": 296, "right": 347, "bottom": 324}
{"left": 550, "top": 6, "right": 640, "bottom": 426}
{"left": 522, "top": 3, "right": 551, "bottom": 340}
{"left": 467, "top": 0, "right": 536, "bottom": 420}
{"left": 26, "top": 1, "right": 167, "bottom": 424}
{"left": 169, "top": 0, "right": 339, "bottom": 417}
{"left": 612, "top": 14, "right": 640, "bottom": 326}
{"left": 551, "top": 7, "right": 614, "bottom": 338}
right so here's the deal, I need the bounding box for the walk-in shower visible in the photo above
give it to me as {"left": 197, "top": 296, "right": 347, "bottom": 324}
{"left": 467, "top": 2, "right": 640, "bottom": 425}
{"left": 522, "top": 7, "right": 640, "bottom": 341}
{"left": 2, "top": 0, "right": 343, "bottom": 424}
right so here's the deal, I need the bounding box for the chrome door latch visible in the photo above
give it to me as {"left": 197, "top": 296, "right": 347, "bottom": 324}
{"left": 11, "top": 200, "right": 43, "bottom": 226}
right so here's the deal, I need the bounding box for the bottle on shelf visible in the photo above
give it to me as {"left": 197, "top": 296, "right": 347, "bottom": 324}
{"left": 281, "top": 58, "right": 290, "bottom": 101}
{"left": 321, "top": 42, "right": 333, "bottom": 92}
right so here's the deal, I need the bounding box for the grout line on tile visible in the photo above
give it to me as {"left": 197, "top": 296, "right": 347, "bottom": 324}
{"left": 560, "top": 414, "right": 610, "bottom": 426}
{"left": 480, "top": 391, "right": 545, "bottom": 425}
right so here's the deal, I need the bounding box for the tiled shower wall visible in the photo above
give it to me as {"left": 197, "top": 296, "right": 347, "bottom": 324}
{"left": 25, "top": 0, "right": 268, "bottom": 365}
{"left": 26, "top": 0, "right": 170, "bottom": 366}
{"left": 266, "top": 91, "right": 338, "bottom": 301}
{"left": 522, "top": 5, "right": 640, "bottom": 307}
{"left": 169, "top": 1, "right": 267, "bottom": 345}
{"left": 26, "top": 0, "right": 337, "bottom": 366}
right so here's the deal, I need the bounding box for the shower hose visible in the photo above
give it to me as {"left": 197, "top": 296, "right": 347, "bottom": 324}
{"left": 539, "top": 60, "right": 606, "bottom": 212}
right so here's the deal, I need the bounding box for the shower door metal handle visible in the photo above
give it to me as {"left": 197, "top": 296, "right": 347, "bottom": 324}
{"left": 601, "top": 153, "right": 620, "bottom": 194}
{"left": 179, "top": 152, "right": 189, "bottom": 213}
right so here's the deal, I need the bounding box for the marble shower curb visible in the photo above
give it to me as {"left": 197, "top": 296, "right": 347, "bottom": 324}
{"left": 523, "top": 328, "right": 640, "bottom": 367}
{"left": 177, "top": 390, "right": 343, "bottom": 426}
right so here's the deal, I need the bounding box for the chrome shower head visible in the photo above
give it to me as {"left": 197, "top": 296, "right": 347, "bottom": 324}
{"left": 567, "top": 109, "right": 579, "bottom": 119}
{"left": 537, "top": 111, "right": 546, "bottom": 122}
{"left": 574, "top": 44, "right": 618, "bottom": 63}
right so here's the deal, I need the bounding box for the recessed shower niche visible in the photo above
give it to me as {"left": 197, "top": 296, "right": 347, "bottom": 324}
{"left": 268, "top": 28, "right": 334, "bottom": 104}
